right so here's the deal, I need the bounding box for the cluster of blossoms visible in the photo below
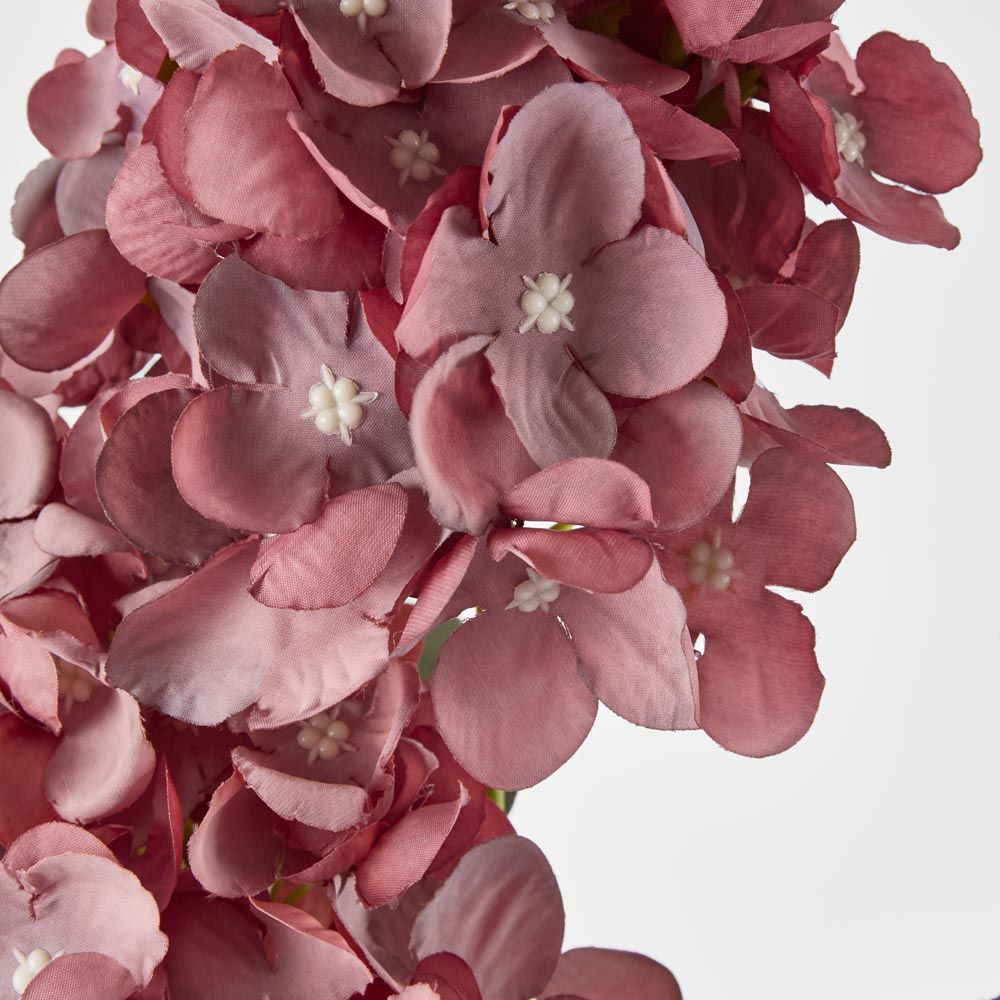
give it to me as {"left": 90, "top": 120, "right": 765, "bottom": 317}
{"left": 0, "top": 0, "right": 979, "bottom": 996}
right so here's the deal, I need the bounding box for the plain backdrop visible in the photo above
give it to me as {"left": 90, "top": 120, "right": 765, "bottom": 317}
{"left": 2, "top": 3, "right": 997, "bottom": 997}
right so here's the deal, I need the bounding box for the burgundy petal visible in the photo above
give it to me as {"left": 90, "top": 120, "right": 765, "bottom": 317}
{"left": 541, "top": 948, "right": 682, "bottom": 1000}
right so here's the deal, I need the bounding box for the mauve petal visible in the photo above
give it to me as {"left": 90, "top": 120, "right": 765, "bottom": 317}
{"left": 788, "top": 219, "right": 860, "bottom": 329}
{"left": 370, "top": 0, "right": 452, "bottom": 91}
{"left": 0, "top": 634, "right": 59, "bottom": 732}
{"left": 0, "top": 520, "right": 57, "bottom": 602}
{"left": 434, "top": 6, "right": 544, "bottom": 84}
{"left": 540, "top": 948, "right": 681, "bottom": 1000}
{"left": 737, "top": 283, "right": 839, "bottom": 372}
{"left": 488, "top": 528, "right": 653, "bottom": 595}
{"left": 171, "top": 385, "right": 329, "bottom": 534}
{"left": 559, "top": 565, "right": 698, "bottom": 729}
{"left": 87, "top": 0, "right": 118, "bottom": 38}
{"left": 833, "top": 159, "right": 960, "bottom": 250}
{"left": 666, "top": 0, "right": 764, "bottom": 50}
{"left": 614, "top": 382, "right": 742, "bottom": 532}
{"left": 0, "top": 716, "right": 58, "bottom": 846}
{"left": 0, "top": 230, "right": 146, "bottom": 373}
{"left": 97, "top": 387, "right": 241, "bottom": 564}
{"left": 485, "top": 333, "right": 617, "bottom": 468}
{"left": 106, "top": 144, "right": 221, "bottom": 284}
{"left": 701, "top": 275, "right": 755, "bottom": 404}
{"left": 139, "top": 0, "right": 279, "bottom": 70}
{"left": 485, "top": 83, "right": 644, "bottom": 264}
{"left": 21, "top": 953, "right": 136, "bottom": 1000}
{"left": 27, "top": 45, "right": 124, "bottom": 160}
{"left": 98, "top": 371, "right": 194, "bottom": 434}
{"left": 188, "top": 772, "right": 283, "bottom": 897}
{"left": 739, "top": 383, "right": 891, "bottom": 469}
{"left": 54, "top": 145, "right": 126, "bottom": 235}
{"left": 250, "top": 483, "right": 408, "bottom": 610}
{"left": 116, "top": 0, "right": 170, "bottom": 76}
{"left": 853, "top": 32, "right": 981, "bottom": 194}
{"left": 697, "top": 591, "right": 824, "bottom": 756}
{"left": 45, "top": 686, "right": 156, "bottom": 823}
{"left": 59, "top": 389, "right": 116, "bottom": 521}
{"left": 571, "top": 226, "right": 727, "bottom": 396}
{"left": 0, "top": 391, "right": 57, "bottom": 520}
{"left": 411, "top": 953, "right": 483, "bottom": 1000}
{"left": 412, "top": 836, "right": 564, "bottom": 1000}
{"left": 432, "top": 610, "right": 597, "bottom": 790}
{"left": 4, "top": 821, "right": 116, "bottom": 871}
{"left": 410, "top": 336, "right": 536, "bottom": 535}
{"left": 733, "top": 448, "right": 856, "bottom": 591}
{"left": 700, "top": 19, "right": 833, "bottom": 64}
{"left": 357, "top": 792, "right": 468, "bottom": 908}
{"left": 184, "top": 47, "right": 342, "bottom": 237}
{"left": 11, "top": 159, "right": 65, "bottom": 254}
{"left": 541, "top": 13, "right": 687, "bottom": 94}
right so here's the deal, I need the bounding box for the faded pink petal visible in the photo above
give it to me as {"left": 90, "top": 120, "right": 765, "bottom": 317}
{"left": 0, "top": 391, "right": 57, "bottom": 520}
{"left": 54, "top": 145, "right": 126, "bottom": 236}
{"left": 20, "top": 953, "right": 136, "bottom": 1000}
{"left": 0, "top": 715, "right": 58, "bottom": 846}
{"left": 11, "top": 159, "right": 64, "bottom": 254}
{"left": 34, "top": 503, "right": 131, "bottom": 559}
{"left": 0, "top": 634, "right": 60, "bottom": 732}
{"left": 667, "top": 0, "right": 764, "bottom": 50}
{"left": 433, "top": 5, "right": 545, "bottom": 84}
{"left": 0, "top": 520, "right": 57, "bottom": 602}
{"left": 736, "top": 283, "right": 839, "bottom": 372}
{"left": 541, "top": 948, "right": 682, "bottom": 1000}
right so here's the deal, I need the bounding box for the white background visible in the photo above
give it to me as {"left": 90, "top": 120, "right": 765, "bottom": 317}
{"left": 2, "top": 3, "right": 997, "bottom": 997}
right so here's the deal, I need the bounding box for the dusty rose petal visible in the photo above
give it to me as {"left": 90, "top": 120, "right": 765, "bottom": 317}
{"left": 45, "top": 686, "right": 156, "bottom": 823}
{"left": 0, "top": 715, "right": 58, "bottom": 846}
{"left": 11, "top": 159, "right": 65, "bottom": 254}
{"left": 139, "top": 0, "right": 279, "bottom": 70}
{"left": 0, "top": 391, "right": 57, "bottom": 520}
{"left": 700, "top": 19, "right": 833, "bottom": 64}
{"left": 788, "top": 219, "right": 860, "bottom": 328}
{"left": 733, "top": 448, "right": 856, "bottom": 592}
{"left": 4, "top": 820, "right": 116, "bottom": 870}
{"left": 412, "top": 836, "right": 564, "bottom": 1000}
{"left": 188, "top": 772, "right": 284, "bottom": 898}
{"left": 434, "top": 6, "right": 544, "bottom": 84}
{"left": 410, "top": 336, "right": 536, "bottom": 535}
{"left": 184, "top": 47, "right": 342, "bottom": 237}
{"left": 560, "top": 565, "right": 698, "bottom": 730}
{"left": 667, "top": 0, "right": 764, "bottom": 49}
{"left": 737, "top": 283, "right": 839, "bottom": 371}
{"left": 698, "top": 591, "right": 824, "bottom": 756}
{"left": 28, "top": 45, "right": 124, "bottom": 160}
{"left": 412, "top": 953, "right": 483, "bottom": 1000}
{"left": 0, "top": 520, "right": 57, "bottom": 602}
{"left": 87, "top": 0, "right": 117, "bottom": 38}
{"left": 432, "top": 610, "right": 597, "bottom": 789}
{"left": 21, "top": 953, "right": 136, "bottom": 1000}
{"left": 116, "top": 0, "right": 170, "bottom": 75}
{"left": 0, "top": 229, "right": 146, "bottom": 372}
{"left": 54, "top": 145, "right": 126, "bottom": 235}
{"left": 0, "top": 634, "right": 59, "bottom": 732}
{"left": 541, "top": 948, "right": 682, "bottom": 1000}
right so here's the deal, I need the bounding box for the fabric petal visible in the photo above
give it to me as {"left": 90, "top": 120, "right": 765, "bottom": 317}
{"left": 433, "top": 6, "right": 544, "bottom": 84}
{"left": 431, "top": 609, "right": 597, "bottom": 789}
{"left": 21, "top": 953, "right": 136, "bottom": 1000}
{"left": 0, "top": 715, "right": 58, "bottom": 847}
{"left": 666, "top": 0, "right": 764, "bottom": 50}
{"left": 736, "top": 283, "right": 839, "bottom": 372}
{"left": 54, "top": 145, "right": 126, "bottom": 236}
{"left": 0, "top": 520, "right": 57, "bottom": 603}
{"left": 541, "top": 948, "right": 682, "bottom": 1000}
{"left": 0, "top": 390, "right": 57, "bottom": 520}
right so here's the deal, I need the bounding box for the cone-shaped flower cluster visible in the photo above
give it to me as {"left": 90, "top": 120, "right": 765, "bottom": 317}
{"left": 0, "top": 0, "right": 979, "bottom": 995}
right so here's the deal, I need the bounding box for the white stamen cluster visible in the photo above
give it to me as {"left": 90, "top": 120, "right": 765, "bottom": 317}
{"left": 339, "top": 0, "right": 387, "bottom": 31}
{"left": 12, "top": 949, "right": 60, "bottom": 995}
{"left": 507, "top": 568, "right": 561, "bottom": 613}
{"left": 301, "top": 365, "right": 378, "bottom": 445}
{"left": 686, "top": 531, "right": 736, "bottom": 593}
{"left": 386, "top": 129, "right": 445, "bottom": 187}
{"left": 505, "top": 0, "right": 556, "bottom": 23}
{"left": 55, "top": 658, "right": 96, "bottom": 716}
{"left": 296, "top": 707, "right": 358, "bottom": 764}
{"left": 833, "top": 109, "right": 867, "bottom": 165}
{"left": 119, "top": 63, "right": 143, "bottom": 96}
{"left": 519, "top": 273, "right": 575, "bottom": 334}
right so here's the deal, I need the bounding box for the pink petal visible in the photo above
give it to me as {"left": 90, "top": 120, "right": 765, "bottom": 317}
{"left": 0, "top": 634, "right": 60, "bottom": 732}
{"left": 570, "top": 225, "right": 728, "bottom": 396}
{"left": 541, "top": 13, "right": 687, "bottom": 94}
{"left": 411, "top": 953, "right": 484, "bottom": 1000}
{"left": 21, "top": 953, "right": 136, "bottom": 1000}
{"left": 667, "top": 0, "right": 764, "bottom": 50}
{"left": 541, "top": 948, "right": 682, "bottom": 1000}
{"left": 700, "top": 20, "right": 834, "bottom": 64}
{"left": 0, "top": 229, "right": 146, "bottom": 372}
{"left": 0, "top": 390, "right": 57, "bottom": 520}
{"left": 45, "top": 686, "right": 156, "bottom": 824}
{"left": 250, "top": 483, "right": 409, "bottom": 610}
{"left": 733, "top": 448, "right": 856, "bottom": 591}
{"left": 87, "top": 0, "right": 117, "bottom": 39}
{"left": 697, "top": 591, "right": 824, "bottom": 756}
{"left": 183, "top": 46, "right": 342, "bottom": 237}
{"left": 11, "top": 159, "right": 65, "bottom": 254}
{"left": 27, "top": 45, "right": 124, "bottom": 160}
{"left": 0, "top": 520, "right": 57, "bottom": 602}
{"left": 614, "top": 382, "right": 742, "bottom": 531}
{"left": 431, "top": 610, "right": 597, "bottom": 789}
{"left": 115, "top": 0, "right": 169, "bottom": 76}
{"left": 787, "top": 219, "right": 860, "bottom": 328}
{"left": 409, "top": 336, "right": 537, "bottom": 535}
{"left": 96, "top": 386, "right": 241, "bottom": 564}
{"left": 4, "top": 820, "right": 116, "bottom": 870}
{"left": 701, "top": 274, "right": 755, "bottom": 403}
{"left": 188, "top": 772, "right": 284, "bottom": 897}
{"left": 59, "top": 388, "right": 118, "bottom": 521}
{"left": 0, "top": 715, "right": 58, "bottom": 846}
{"left": 54, "top": 145, "right": 126, "bottom": 236}
{"left": 736, "top": 283, "right": 839, "bottom": 372}
{"left": 488, "top": 528, "right": 653, "bottom": 594}
{"left": 559, "top": 565, "right": 698, "bottom": 729}
{"left": 357, "top": 792, "right": 468, "bottom": 908}
{"left": 432, "top": 6, "right": 544, "bottom": 85}
{"left": 485, "top": 83, "right": 644, "bottom": 264}
{"left": 138, "top": 0, "right": 279, "bottom": 70}
{"left": 412, "top": 836, "right": 564, "bottom": 1000}
{"left": 503, "top": 458, "right": 656, "bottom": 532}
{"left": 854, "top": 32, "right": 981, "bottom": 194}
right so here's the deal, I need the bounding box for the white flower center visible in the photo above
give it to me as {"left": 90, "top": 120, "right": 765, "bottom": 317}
{"left": 506, "top": 567, "right": 561, "bottom": 613}
{"left": 686, "top": 533, "right": 736, "bottom": 592}
{"left": 296, "top": 708, "right": 358, "bottom": 764}
{"left": 833, "top": 109, "right": 867, "bottom": 165}
{"left": 519, "top": 273, "right": 575, "bottom": 335}
{"left": 386, "top": 129, "right": 445, "bottom": 188}
{"left": 339, "top": 0, "right": 387, "bottom": 31}
{"left": 55, "top": 658, "right": 96, "bottom": 716}
{"left": 301, "top": 365, "right": 378, "bottom": 446}
{"left": 12, "top": 949, "right": 60, "bottom": 995}
{"left": 504, "top": 0, "right": 556, "bottom": 23}
{"left": 119, "top": 63, "right": 143, "bottom": 96}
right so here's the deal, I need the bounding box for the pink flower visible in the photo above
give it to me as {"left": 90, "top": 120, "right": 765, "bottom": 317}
{"left": 768, "top": 33, "right": 982, "bottom": 248}
{"left": 398, "top": 83, "right": 727, "bottom": 469}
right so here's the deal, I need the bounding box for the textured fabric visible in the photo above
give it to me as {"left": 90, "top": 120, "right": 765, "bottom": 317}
{"left": 541, "top": 948, "right": 682, "bottom": 1000}
{"left": 0, "top": 391, "right": 57, "bottom": 521}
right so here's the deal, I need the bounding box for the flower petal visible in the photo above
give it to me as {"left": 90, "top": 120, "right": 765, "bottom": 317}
{"left": 0, "top": 390, "right": 57, "bottom": 520}
{"left": 21, "top": 953, "right": 136, "bottom": 1000}
{"left": 541, "top": 948, "right": 682, "bottom": 1000}
{"left": 0, "top": 714, "right": 58, "bottom": 847}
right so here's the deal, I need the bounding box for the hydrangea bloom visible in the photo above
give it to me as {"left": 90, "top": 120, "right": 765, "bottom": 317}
{"left": 0, "top": 0, "right": 979, "bottom": 995}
